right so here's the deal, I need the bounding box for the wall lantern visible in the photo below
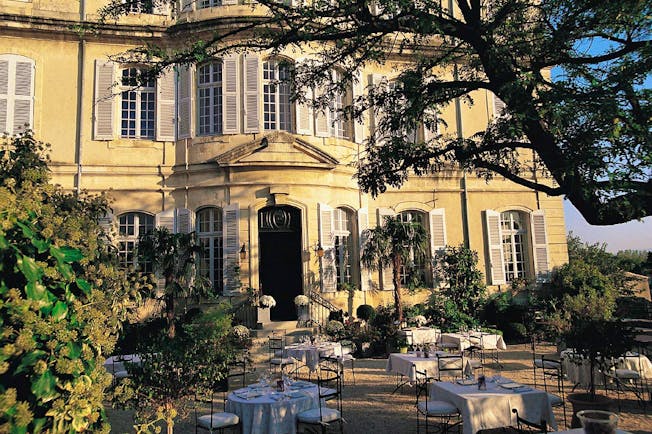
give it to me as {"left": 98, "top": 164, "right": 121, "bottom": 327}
{"left": 239, "top": 243, "right": 247, "bottom": 260}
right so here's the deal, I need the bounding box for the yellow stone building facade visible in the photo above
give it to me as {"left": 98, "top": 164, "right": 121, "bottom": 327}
{"left": 0, "top": 0, "right": 568, "bottom": 322}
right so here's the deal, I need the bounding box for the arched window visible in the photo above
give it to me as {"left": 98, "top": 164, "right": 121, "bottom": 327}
{"left": 120, "top": 67, "right": 155, "bottom": 139}
{"left": 263, "top": 59, "right": 292, "bottom": 132}
{"left": 197, "top": 61, "right": 223, "bottom": 135}
{"left": 196, "top": 207, "right": 223, "bottom": 292}
{"left": 333, "top": 207, "right": 357, "bottom": 288}
{"left": 117, "top": 212, "right": 154, "bottom": 272}
{"left": 398, "top": 210, "right": 427, "bottom": 287}
{"left": 500, "top": 211, "right": 529, "bottom": 281}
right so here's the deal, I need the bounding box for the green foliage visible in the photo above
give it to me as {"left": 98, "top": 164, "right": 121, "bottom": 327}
{"left": 114, "top": 306, "right": 235, "bottom": 433}
{"left": 0, "top": 131, "right": 143, "bottom": 432}
{"left": 432, "top": 244, "right": 486, "bottom": 318}
{"left": 361, "top": 216, "right": 428, "bottom": 321}
{"left": 355, "top": 304, "right": 375, "bottom": 321}
{"left": 426, "top": 293, "right": 478, "bottom": 332}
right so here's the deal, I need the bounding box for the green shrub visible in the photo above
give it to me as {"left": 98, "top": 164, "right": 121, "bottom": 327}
{"left": 356, "top": 304, "right": 376, "bottom": 321}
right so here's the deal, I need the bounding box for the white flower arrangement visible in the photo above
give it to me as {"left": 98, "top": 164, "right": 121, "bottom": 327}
{"left": 231, "top": 325, "right": 250, "bottom": 340}
{"left": 413, "top": 315, "right": 428, "bottom": 327}
{"left": 294, "top": 295, "right": 310, "bottom": 306}
{"left": 259, "top": 295, "right": 276, "bottom": 308}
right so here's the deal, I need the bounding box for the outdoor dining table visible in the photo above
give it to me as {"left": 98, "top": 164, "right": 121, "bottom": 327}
{"left": 429, "top": 376, "right": 557, "bottom": 434}
{"left": 225, "top": 380, "right": 321, "bottom": 434}
{"left": 561, "top": 349, "right": 652, "bottom": 389}
{"left": 439, "top": 332, "right": 507, "bottom": 351}
{"left": 284, "top": 342, "right": 342, "bottom": 372}
{"left": 386, "top": 351, "right": 473, "bottom": 394}
{"left": 399, "top": 327, "right": 441, "bottom": 346}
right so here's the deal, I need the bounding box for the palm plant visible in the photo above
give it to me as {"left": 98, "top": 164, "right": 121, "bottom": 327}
{"left": 360, "top": 215, "right": 428, "bottom": 323}
{"left": 138, "top": 227, "right": 211, "bottom": 337}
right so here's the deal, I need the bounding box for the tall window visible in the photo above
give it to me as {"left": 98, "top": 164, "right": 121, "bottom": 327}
{"left": 263, "top": 60, "right": 292, "bottom": 131}
{"left": 124, "top": 0, "right": 154, "bottom": 13}
{"left": 500, "top": 211, "right": 528, "bottom": 281}
{"left": 0, "top": 54, "right": 34, "bottom": 135}
{"left": 120, "top": 67, "right": 155, "bottom": 139}
{"left": 329, "top": 70, "right": 349, "bottom": 139}
{"left": 197, "top": 61, "right": 223, "bottom": 135}
{"left": 197, "top": 207, "right": 223, "bottom": 292}
{"left": 117, "top": 212, "right": 154, "bottom": 272}
{"left": 333, "top": 207, "right": 356, "bottom": 288}
{"left": 398, "top": 210, "right": 427, "bottom": 287}
{"left": 389, "top": 80, "right": 417, "bottom": 142}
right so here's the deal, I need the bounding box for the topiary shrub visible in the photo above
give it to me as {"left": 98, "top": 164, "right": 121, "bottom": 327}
{"left": 356, "top": 304, "right": 376, "bottom": 321}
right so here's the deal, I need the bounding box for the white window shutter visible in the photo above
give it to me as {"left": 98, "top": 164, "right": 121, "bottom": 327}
{"left": 12, "top": 60, "right": 34, "bottom": 134}
{"left": 377, "top": 207, "right": 395, "bottom": 291}
{"left": 222, "top": 203, "right": 240, "bottom": 294}
{"left": 314, "top": 83, "right": 330, "bottom": 137}
{"left": 368, "top": 73, "right": 387, "bottom": 140}
{"left": 93, "top": 60, "right": 115, "bottom": 140}
{"left": 295, "top": 84, "right": 313, "bottom": 136}
{"left": 357, "top": 207, "right": 372, "bottom": 292}
{"left": 156, "top": 67, "right": 176, "bottom": 142}
{"left": 222, "top": 55, "right": 240, "bottom": 134}
{"left": 98, "top": 212, "right": 114, "bottom": 240}
{"left": 177, "top": 65, "right": 192, "bottom": 139}
{"left": 530, "top": 210, "right": 550, "bottom": 283}
{"left": 174, "top": 208, "right": 194, "bottom": 234}
{"left": 319, "top": 203, "right": 337, "bottom": 292}
{"left": 429, "top": 208, "right": 447, "bottom": 254}
{"left": 484, "top": 209, "right": 506, "bottom": 285}
{"left": 155, "top": 209, "right": 175, "bottom": 231}
{"left": 493, "top": 94, "right": 506, "bottom": 118}
{"left": 423, "top": 107, "right": 438, "bottom": 142}
{"left": 352, "top": 69, "right": 365, "bottom": 144}
{"left": 0, "top": 59, "right": 8, "bottom": 133}
{"left": 243, "top": 54, "right": 260, "bottom": 133}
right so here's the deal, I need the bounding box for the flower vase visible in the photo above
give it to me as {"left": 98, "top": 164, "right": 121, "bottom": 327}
{"left": 257, "top": 307, "right": 271, "bottom": 328}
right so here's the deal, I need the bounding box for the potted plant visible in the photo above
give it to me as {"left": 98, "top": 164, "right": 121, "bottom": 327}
{"left": 395, "top": 335, "right": 409, "bottom": 354}
{"left": 257, "top": 294, "right": 276, "bottom": 326}
{"left": 551, "top": 288, "right": 635, "bottom": 427}
{"left": 294, "top": 294, "right": 310, "bottom": 324}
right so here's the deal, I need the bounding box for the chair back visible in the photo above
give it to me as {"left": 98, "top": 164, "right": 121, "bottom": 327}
{"left": 436, "top": 352, "right": 465, "bottom": 380}
{"left": 268, "top": 334, "right": 285, "bottom": 358}
{"left": 512, "top": 408, "right": 548, "bottom": 433}
{"left": 317, "top": 364, "right": 343, "bottom": 416}
{"left": 228, "top": 349, "right": 249, "bottom": 388}
{"left": 413, "top": 367, "right": 431, "bottom": 409}
{"left": 540, "top": 356, "right": 563, "bottom": 395}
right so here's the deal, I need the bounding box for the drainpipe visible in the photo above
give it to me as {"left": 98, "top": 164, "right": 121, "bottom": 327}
{"left": 74, "top": 0, "right": 86, "bottom": 194}
{"left": 454, "top": 64, "right": 470, "bottom": 248}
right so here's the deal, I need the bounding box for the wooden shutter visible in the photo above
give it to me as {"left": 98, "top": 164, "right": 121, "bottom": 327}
{"left": 0, "top": 59, "right": 8, "bottom": 133}
{"left": 314, "top": 85, "right": 330, "bottom": 138}
{"left": 243, "top": 54, "right": 260, "bottom": 133}
{"left": 98, "top": 212, "right": 114, "bottom": 239}
{"left": 358, "top": 207, "right": 372, "bottom": 292}
{"left": 295, "top": 72, "right": 313, "bottom": 136}
{"left": 352, "top": 69, "right": 365, "bottom": 144}
{"left": 175, "top": 208, "right": 194, "bottom": 234}
{"left": 423, "top": 107, "right": 438, "bottom": 141}
{"left": 429, "top": 208, "right": 446, "bottom": 282}
{"left": 368, "top": 74, "right": 387, "bottom": 140}
{"left": 319, "top": 203, "right": 337, "bottom": 292}
{"left": 377, "top": 207, "right": 395, "bottom": 291}
{"left": 156, "top": 67, "right": 176, "bottom": 141}
{"left": 484, "top": 209, "right": 506, "bottom": 285}
{"left": 493, "top": 94, "right": 506, "bottom": 117}
{"left": 222, "top": 203, "right": 240, "bottom": 294}
{"left": 93, "top": 60, "right": 115, "bottom": 140}
{"left": 155, "top": 209, "right": 175, "bottom": 231}
{"left": 222, "top": 55, "right": 240, "bottom": 134}
{"left": 530, "top": 210, "right": 550, "bottom": 283}
{"left": 177, "top": 65, "right": 192, "bottom": 139}
{"left": 12, "top": 59, "right": 33, "bottom": 134}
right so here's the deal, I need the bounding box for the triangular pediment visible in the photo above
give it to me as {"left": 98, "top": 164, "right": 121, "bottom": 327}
{"left": 214, "top": 131, "right": 339, "bottom": 168}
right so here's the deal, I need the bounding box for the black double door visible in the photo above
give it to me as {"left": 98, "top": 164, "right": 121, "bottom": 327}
{"left": 258, "top": 206, "right": 302, "bottom": 321}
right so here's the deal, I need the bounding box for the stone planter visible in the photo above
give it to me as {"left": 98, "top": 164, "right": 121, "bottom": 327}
{"left": 256, "top": 307, "right": 271, "bottom": 329}
{"left": 296, "top": 305, "right": 309, "bottom": 323}
{"left": 567, "top": 393, "right": 615, "bottom": 428}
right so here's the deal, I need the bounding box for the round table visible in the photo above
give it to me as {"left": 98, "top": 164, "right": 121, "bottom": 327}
{"left": 226, "top": 381, "right": 320, "bottom": 434}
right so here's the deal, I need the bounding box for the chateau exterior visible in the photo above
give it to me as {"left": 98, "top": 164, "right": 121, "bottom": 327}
{"left": 0, "top": 1, "right": 568, "bottom": 322}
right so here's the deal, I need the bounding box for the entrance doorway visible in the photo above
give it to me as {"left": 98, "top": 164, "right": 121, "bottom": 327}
{"left": 258, "top": 206, "right": 302, "bottom": 321}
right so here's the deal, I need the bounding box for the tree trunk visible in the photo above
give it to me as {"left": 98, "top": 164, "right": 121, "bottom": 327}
{"left": 165, "top": 275, "right": 176, "bottom": 338}
{"left": 392, "top": 255, "right": 403, "bottom": 323}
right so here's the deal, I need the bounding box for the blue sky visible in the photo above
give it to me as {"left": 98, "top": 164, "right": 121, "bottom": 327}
{"left": 564, "top": 200, "right": 652, "bottom": 253}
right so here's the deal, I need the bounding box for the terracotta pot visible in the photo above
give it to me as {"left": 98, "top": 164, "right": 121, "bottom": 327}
{"left": 567, "top": 393, "right": 616, "bottom": 428}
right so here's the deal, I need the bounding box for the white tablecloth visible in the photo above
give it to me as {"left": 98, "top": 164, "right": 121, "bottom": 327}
{"left": 430, "top": 376, "right": 557, "bottom": 434}
{"left": 285, "top": 342, "right": 342, "bottom": 371}
{"left": 439, "top": 332, "right": 507, "bottom": 351}
{"left": 386, "top": 352, "right": 470, "bottom": 382}
{"left": 226, "top": 381, "right": 320, "bottom": 434}
{"left": 399, "top": 328, "right": 441, "bottom": 346}
{"left": 561, "top": 350, "right": 652, "bottom": 388}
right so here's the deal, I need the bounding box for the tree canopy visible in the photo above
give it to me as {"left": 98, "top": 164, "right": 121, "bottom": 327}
{"left": 104, "top": 0, "right": 650, "bottom": 225}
